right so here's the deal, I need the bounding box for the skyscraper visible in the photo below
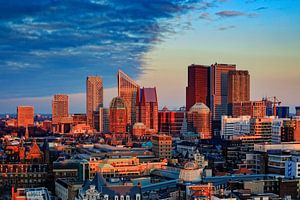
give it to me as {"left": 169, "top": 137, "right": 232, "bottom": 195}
{"left": 117, "top": 70, "right": 140, "bottom": 126}
{"left": 210, "top": 63, "right": 236, "bottom": 121}
{"left": 17, "top": 106, "right": 34, "bottom": 127}
{"left": 52, "top": 94, "right": 69, "bottom": 124}
{"left": 186, "top": 65, "right": 210, "bottom": 111}
{"left": 109, "top": 97, "right": 127, "bottom": 134}
{"left": 228, "top": 70, "right": 250, "bottom": 104}
{"left": 86, "top": 76, "right": 103, "bottom": 129}
{"left": 136, "top": 87, "right": 158, "bottom": 133}
{"left": 52, "top": 94, "right": 71, "bottom": 133}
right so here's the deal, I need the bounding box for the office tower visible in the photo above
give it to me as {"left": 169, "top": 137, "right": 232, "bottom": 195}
{"left": 187, "top": 103, "right": 212, "bottom": 139}
{"left": 118, "top": 70, "right": 140, "bottom": 126}
{"left": 228, "top": 70, "right": 250, "bottom": 103}
{"left": 228, "top": 70, "right": 250, "bottom": 115}
{"left": 210, "top": 63, "right": 236, "bottom": 121}
{"left": 232, "top": 101, "right": 266, "bottom": 118}
{"left": 52, "top": 94, "right": 73, "bottom": 133}
{"left": 109, "top": 97, "right": 127, "bottom": 134}
{"left": 17, "top": 106, "right": 34, "bottom": 127}
{"left": 272, "top": 119, "right": 300, "bottom": 143}
{"left": 52, "top": 94, "right": 69, "bottom": 124}
{"left": 72, "top": 114, "right": 87, "bottom": 126}
{"left": 296, "top": 107, "right": 300, "bottom": 116}
{"left": 158, "top": 107, "right": 185, "bottom": 135}
{"left": 276, "top": 106, "right": 290, "bottom": 118}
{"left": 152, "top": 134, "right": 172, "bottom": 159}
{"left": 186, "top": 64, "right": 210, "bottom": 111}
{"left": 250, "top": 118, "right": 273, "bottom": 142}
{"left": 86, "top": 76, "right": 103, "bottom": 129}
{"left": 136, "top": 87, "right": 158, "bottom": 133}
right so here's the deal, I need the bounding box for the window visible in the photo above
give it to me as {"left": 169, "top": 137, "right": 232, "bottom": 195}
{"left": 115, "top": 196, "right": 119, "bottom": 200}
{"left": 126, "top": 195, "right": 130, "bottom": 200}
{"left": 136, "top": 194, "right": 141, "bottom": 200}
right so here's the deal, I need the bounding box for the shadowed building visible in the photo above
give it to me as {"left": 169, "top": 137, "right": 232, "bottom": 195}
{"left": 186, "top": 65, "right": 210, "bottom": 111}
{"left": 136, "top": 87, "right": 158, "bottom": 133}
{"left": 276, "top": 106, "right": 290, "bottom": 118}
{"left": 17, "top": 106, "right": 34, "bottom": 127}
{"left": 187, "top": 103, "right": 212, "bottom": 139}
{"left": 118, "top": 70, "right": 140, "bottom": 126}
{"left": 86, "top": 76, "right": 103, "bottom": 130}
{"left": 158, "top": 106, "right": 185, "bottom": 136}
{"left": 109, "top": 97, "right": 127, "bottom": 134}
{"left": 296, "top": 107, "right": 300, "bottom": 116}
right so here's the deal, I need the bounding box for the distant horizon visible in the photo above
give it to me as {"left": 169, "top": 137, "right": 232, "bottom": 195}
{"left": 0, "top": 0, "right": 299, "bottom": 113}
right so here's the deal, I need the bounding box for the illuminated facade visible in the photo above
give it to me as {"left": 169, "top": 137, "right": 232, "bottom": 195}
{"left": 152, "top": 134, "right": 172, "bottom": 159}
{"left": 118, "top": 70, "right": 140, "bottom": 126}
{"left": 232, "top": 101, "right": 266, "bottom": 118}
{"left": 109, "top": 97, "right": 127, "bottom": 134}
{"left": 187, "top": 103, "right": 212, "bottom": 139}
{"left": 186, "top": 64, "right": 210, "bottom": 111}
{"left": 86, "top": 76, "right": 103, "bottom": 129}
{"left": 17, "top": 106, "right": 34, "bottom": 127}
{"left": 210, "top": 63, "right": 236, "bottom": 121}
{"left": 158, "top": 107, "right": 185, "bottom": 136}
{"left": 52, "top": 94, "right": 72, "bottom": 133}
{"left": 136, "top": 87, "right": 158, "bottom": 133}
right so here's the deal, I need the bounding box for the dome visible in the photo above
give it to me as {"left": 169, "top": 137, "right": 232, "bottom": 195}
{"left": 110, "top": 97, "right": 126, "bottom": 109}
{"left": 133, "top": 122, "right": 146, "bottom": 129}
{"left": 184, "top": 161, "right": 199, "bottom": 170}
{"left": 189, "top": 103, "right": 210, "bottom": 113}
{"left": 162, "top": 106, "right": 169, "bottom": 111}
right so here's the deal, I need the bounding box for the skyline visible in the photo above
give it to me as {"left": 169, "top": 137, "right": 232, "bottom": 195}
{"left": 0, "top": 0, "right": 299, "bottom": 113}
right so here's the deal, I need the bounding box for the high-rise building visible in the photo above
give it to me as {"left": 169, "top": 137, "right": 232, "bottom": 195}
{"left": 152, "top": 134, "right": 172, "bottom": 159}
{"left": 276, "top": 106, "right": 290, "bottom": 118}
{"left": 221, "top": 115, "right": 251, "bottom": 140}
{"left": 52, "top": 94, "right": 69, "bottom": 124}
{"left": 52, "top": 94, "right": 71, "bottom": 133}
{"left": 158, "top": 107, "right": 185, "bottom": 136}
{"left": 118, "top": 70, "right": 140, "bottom": 126}
{"left": 228, "top": 70, "right": 250, "bottom": 115}
{"left": 109, "top": 97, "right": 127, "bottom": 134}
{"left": 210, "top": 63, "right": 236, "bottom": 121}
{"left": 86, "top": 76, "right": 103, "bottom": 129}
{"left": 17, "top": 106, "right": 34, "bottom": 127}
{"left": 187, "top": 103, "right": 212, "bottom": 139}
{"left": 186, "top": 65, "right": 210, "bottom": 111}
{"left": 232, "top": 101, "right": 266, "bottom": 118}
{"left": 296, "top": 107, "right": 300, "bottom": 116}
{"left": 136, "top": 87, "right": 158, "bottom": 133}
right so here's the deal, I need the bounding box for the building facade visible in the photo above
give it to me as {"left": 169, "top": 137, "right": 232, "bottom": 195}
{"left": 187, "top": 103, "right": 212, "bottom": 139}
{"left": 136, "top": 87, "right": 158, "bottom": 133}
{"left": 118, "top": 70, "right": 140, "bottom": 126}
{"left": 109, "top": 97, "right": 127, "bottom": 134}
{"left": 52, "top": 94, "right": 72, "bottom": 133}
{"left": 17, "top": 106, "right": 34, "bottom": 127}
{"left": 152, "top": 134, "right": 172, "bottom": 159}
{"left": 86, "top": 76, "right": 103, "bottom": 129}
{"left": 158, "top": 107, "right": 185, "bottom": 136}
{"left": 232, "top": 101, "right": 266, "bottom": 118}
{"left": 186, "top": 64, "right": 211, "bottom": 111}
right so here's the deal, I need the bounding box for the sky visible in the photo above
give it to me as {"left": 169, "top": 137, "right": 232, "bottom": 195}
{"left": 0, "top": 0, "right": 299, "bottom": 114}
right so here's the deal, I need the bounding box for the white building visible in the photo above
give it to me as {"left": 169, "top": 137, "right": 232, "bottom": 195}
{"left": 221, "top": 116, "right": 251, "bottom": 140}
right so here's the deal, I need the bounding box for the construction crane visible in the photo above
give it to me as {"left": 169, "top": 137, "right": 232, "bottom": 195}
{"left": 262, "top": 96, "right": 281, "bottom": 116}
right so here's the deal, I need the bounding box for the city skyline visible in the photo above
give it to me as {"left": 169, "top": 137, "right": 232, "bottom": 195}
{"left": 0, "top": 0, "right": 299, "bottom": 113}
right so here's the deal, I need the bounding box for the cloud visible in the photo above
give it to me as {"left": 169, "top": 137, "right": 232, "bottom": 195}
{"left": 218, "top": 25, "right": 235, "bottom": 31}
{"left": 216, "top": 10, "right": 256, "bottom": 17}
{"left": 199, "top": 12, "right": 212, "bottom": 21}
{"left": 0, "top": 0, "right": 202, "bottom": 100}
{"left": 255, "top": 7, "right": 268, "bottom": 11}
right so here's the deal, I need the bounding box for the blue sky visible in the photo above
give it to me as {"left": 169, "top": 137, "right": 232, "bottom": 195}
{"left": 0, "top": 0, "right": 299, "bottom": 113}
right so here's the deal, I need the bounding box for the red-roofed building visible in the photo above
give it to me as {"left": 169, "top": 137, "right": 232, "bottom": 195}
{"left": 136, "top": 87, "right": 158, "bottom": 133}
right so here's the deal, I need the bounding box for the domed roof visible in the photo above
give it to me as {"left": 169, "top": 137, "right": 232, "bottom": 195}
{"left": 184, "top": 161, "right": 199, "bottom": 170}
{"left": 162, "top": 106, "right": 169, "bottom": 111}
{"left": 189, "top": 103, "right": 210, "bottom": 113}
{"left": 110, "top": 97, "right": 126, "bottom": 109}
